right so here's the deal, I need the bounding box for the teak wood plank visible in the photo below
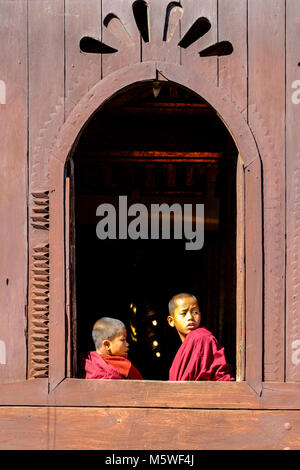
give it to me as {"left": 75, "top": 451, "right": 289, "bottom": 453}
{"left": 180, "top": 0, "right": 218, "bottom": 86}
{"left": 142, "top": 0, "right": 181, "bottom": 63}
{"left": 218, "top": 0, "right": 247, "bottom": 116}
{"left": 0, "top": 407, "right": 50, "bottom": 450}
{"left": 262, "top": 383, "right": 300, "bottom": 409}
{"left": 28, "top": 0, "right": 65, "bottom": 187}
{"left": 2, "top": 378, "right": 300, "bottom": 410}
{"left": 49, "top": 158, "right": 66, "bottom": 391}
{"left": 244, "top": 158, "right": 263, "bottom": 393}
{"left": 65, "top": 0, "right": 102, "bottom": 118}
{"left": 102, "top": 0, "right": 140, "bottom": 78}
{"left": 285, "top": 0, "right": 300, "bottom": 382}
{"left": 236, "top": 155, "right": 245, "bottom": 381}
{"left": 248, "top": 0, "right": 286, "bottom": 382}
{"left": 0, "top": 380, "right": 48, "bottom": 406}
{"left": 1, "top": 406, "right": 300, "bottom": 450}
{"left": 28, "top": 0, "right": 65, "bottom": 383}
{"left": 48, "top": 379, "right": 260, "bottom": 409}
{"left": 0, "top": 0, "right": 28, "bottom": 382}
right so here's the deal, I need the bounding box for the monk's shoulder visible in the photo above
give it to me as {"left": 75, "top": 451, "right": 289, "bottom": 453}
{"left": 187, "top": 327, "right": 216, "bottom": 345}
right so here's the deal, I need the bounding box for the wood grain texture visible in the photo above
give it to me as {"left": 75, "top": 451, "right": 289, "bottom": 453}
{"left": 65, "top": 0, "right": 102, "bottom": 117}
{"left": 262, "top": 383, "right": 300, "bottom": 410}
{"left": 244, "top": 158, "right": 263, "bottom": 392}
{"left": 1, "top": 406, "right": 300, "bottom": 449}
{"left": 236, "top": 156, "right": 245, "bottom": 381}
{"left": 142, "top": 0, "right": 181, "bottom": 63}
{"left": 286, "top": 0, "right": 300, "bottom": 381}
{"left": 28, "top": 0, "right": 65, "bottom": 188}
{"left": 28, "top": 0, "right": 65, "bottom": 382}
{"left": 248, "top": 0, "right": 286, "bottom": 382}
{"left": 102, "top": 0, "right": 140, "bottom": 78}
{"left": 48, "top": 379, "right": 260, "bottom": 409}
{"left": 2, "top": 378, "right": 300, "bottom": 410}
{"left": 218, "top": 0, "right": 247, "bottom": 116}
{"left": 180, "top": 0, "right": 218, "bottom": 85}
{"left": 0, "top": 0, "right": 28, "bottom": 382}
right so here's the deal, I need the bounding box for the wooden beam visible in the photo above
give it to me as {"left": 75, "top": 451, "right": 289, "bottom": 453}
{"left": 76, "top": 150, "right": 223, "bottom": 163}
{"left": 1, "top": 405, "right": 300, "bottom": 449}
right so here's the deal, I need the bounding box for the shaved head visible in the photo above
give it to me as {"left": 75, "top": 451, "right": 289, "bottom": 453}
{"left": 168, "top": 293, "right": 198, "bottom": 316}
{"left": 92, "top": 317, "right": 125, "bottom": 350}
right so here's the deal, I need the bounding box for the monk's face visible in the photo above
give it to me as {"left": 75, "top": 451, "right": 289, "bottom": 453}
{"left": 107, "top": 327, "right": 129, "bottom": 357}
{"left": 167, "top": 296, "right": 201, "bottom": 342}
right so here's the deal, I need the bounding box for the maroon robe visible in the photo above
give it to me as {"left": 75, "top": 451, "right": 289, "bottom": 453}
{"left": 78, "top": 351, "right": 143, "bottom": 380}
{"left": 169, "top": 327, "right": 235, "bottom": 381}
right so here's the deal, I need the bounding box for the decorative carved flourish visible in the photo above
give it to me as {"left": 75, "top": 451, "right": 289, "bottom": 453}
{"left": 29, "top": 241, "right": 50, "bottom": 378}
{"left": 80, "top": 1, "right": 233, "bottom": 57}
{"left": 31, "top": 191, "right": 49, "bottom": 231}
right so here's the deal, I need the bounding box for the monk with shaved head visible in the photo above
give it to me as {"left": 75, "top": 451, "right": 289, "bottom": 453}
{"left": 79, "top": 317, "right": 143, "bottom": 380}
{"left": 167, "top": 293, "right": 234, "bottom": 381}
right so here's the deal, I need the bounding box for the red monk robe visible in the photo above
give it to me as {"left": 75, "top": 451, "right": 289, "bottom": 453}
{"left": 169, "top": 327, "right": 235, "bottom": 381}
{"left": 78, "top": 351, "right": 143, "bottom": 380}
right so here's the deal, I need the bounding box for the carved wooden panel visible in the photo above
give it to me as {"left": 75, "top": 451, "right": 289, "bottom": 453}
{"left": 28, "top": 241, "right": 50, "bottom": 379}
{"left": 248, "top": 0, "right": 286, "bottom": 382}
{"left": 28, "top": 191, "right": 50, "bottom": 378}
{"left": 31, "top": 192, "right": 49, "bottom": 231}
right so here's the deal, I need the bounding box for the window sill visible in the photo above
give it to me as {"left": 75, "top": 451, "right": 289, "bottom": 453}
{"left": 2, "top": 379, "right": 300, "bottom": 408}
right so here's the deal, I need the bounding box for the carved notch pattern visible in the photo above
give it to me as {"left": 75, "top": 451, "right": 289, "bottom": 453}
{"left": 79, "top": 1, "right": 233, "bottom": 58}
{"left": 31, "top": 191, "right": 49, "bottom": 231}
{"left": 30, "top": 241, "right": 50, "bottom": 378}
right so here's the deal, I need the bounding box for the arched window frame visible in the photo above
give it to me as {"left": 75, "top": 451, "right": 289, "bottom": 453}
{"left": 48, "top": 62, "right": 263, "bottom": 405}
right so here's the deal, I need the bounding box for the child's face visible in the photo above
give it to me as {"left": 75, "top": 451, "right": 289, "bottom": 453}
{"left": 167, "top": 296, "right": 201, "bottom": 341}
{"left": 107, "top": 328, "right": 129, "bottom": 357}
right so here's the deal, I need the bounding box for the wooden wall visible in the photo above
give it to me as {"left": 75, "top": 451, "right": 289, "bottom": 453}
{"left": 1, "top": 0, "right": 300, "bottom": 450}
{"left": 0, "top": 0, "right": 27, "bottom": 382}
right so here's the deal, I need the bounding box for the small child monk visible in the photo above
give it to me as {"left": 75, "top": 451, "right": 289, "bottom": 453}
{"left": 78, "top": 317, "right": 143, "bottom": 380}
{"left": 167, "top": 293, "right": 234, "bottom": 381}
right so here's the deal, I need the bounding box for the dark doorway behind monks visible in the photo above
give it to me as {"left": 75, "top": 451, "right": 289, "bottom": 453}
{"left": 69, "top": 82, "right": 237, "bottom": 380}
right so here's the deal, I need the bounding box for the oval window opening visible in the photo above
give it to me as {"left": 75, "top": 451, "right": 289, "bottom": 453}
{"left": 67, "top": 81, "right": 238, "bottom": 380}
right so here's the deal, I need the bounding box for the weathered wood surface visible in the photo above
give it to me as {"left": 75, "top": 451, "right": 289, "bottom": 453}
{"left": 248, "top": 0, "right": 286, "bottom": 382}
{"left": 102, "top": 0, "right": 140, "bottom": 78}
{"left": 65, "top": 0, "right": 102, "bottom": 117}
{"left": 142, "top": 0, "right": 181, "bottom": 63}
{"left": 218, "top": 0, "right": 247, "bottom": 116}
{"left": 2, "top": 379, "right": 300, "bottom": 411}
{"left": 27, "top": 0, "right": 65, "bottom": 380}
{"left": 286, "top": 0, "right": 300, "bottom": 382}
{"left": 1, "top": 0, "right": 299, "bottom": 415}
{"left": 244, "top": 158, "right": 263, "bottom": 393}
{"left": 0, "top": 0, "right": 28, "bottom": 382}
{"left": 236, "top": 156, "right": 245, "bottom": 381}
{"left": 0, "top": 406, "right": 300, "bottom": 450}
{"left": 181, "top": 0, "right": 218, "bottom": 85}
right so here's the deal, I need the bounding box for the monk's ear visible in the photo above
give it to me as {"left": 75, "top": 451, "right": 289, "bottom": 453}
{"left": 167, "top": 315, "right": 175, "bottom": 328}
{"left": 102, "top": 339, "right": 110, "bottom": 350}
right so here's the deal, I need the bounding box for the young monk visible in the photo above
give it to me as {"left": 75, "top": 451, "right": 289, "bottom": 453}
{"left": 78, "top": 317, "right": 143, "bottom": 380}
{"left": 167, "top": 293, "right": 234, "bottom": 381}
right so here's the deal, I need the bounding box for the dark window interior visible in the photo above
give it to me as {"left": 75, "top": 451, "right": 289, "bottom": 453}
{"left": 69, "top": 82, "right": 237, "bottom": 380}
